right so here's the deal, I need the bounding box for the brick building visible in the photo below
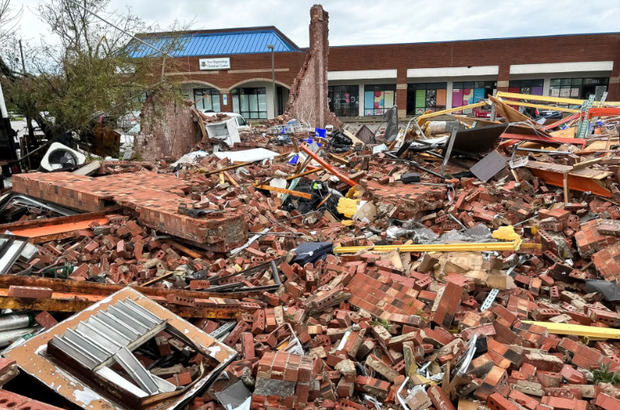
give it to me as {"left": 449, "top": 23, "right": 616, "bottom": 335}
{"left": 130, "top": 27, "right": 620, "bottom": 120}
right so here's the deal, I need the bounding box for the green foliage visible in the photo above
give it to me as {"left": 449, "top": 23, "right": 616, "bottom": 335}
{"left": 593, "top": 364, "right": 620, "bottom": 385}
{"left": 371, "top": 318, "right": 393, "bottom": 332}
{"left": 1, "top": 0, "right": 186, "bottom": 141}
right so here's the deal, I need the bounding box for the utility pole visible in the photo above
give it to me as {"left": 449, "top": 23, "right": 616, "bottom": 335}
{"left": 267, "top": 44, "right": 276, "bottom": 118}
{"left": 18, "top": 40, "right": 34, "bottom": 140}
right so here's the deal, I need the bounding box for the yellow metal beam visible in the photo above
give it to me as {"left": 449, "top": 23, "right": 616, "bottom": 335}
{"left": 334, "top": 226, "right": 522, "bottom": 253}
{"left": 496, "top": 91, "right": 620, "bottom": 107}
{"left": 503, "top": 100, "right": 580, "bottom": 114}
{"left": 521, "top": 321, "right": 620, "bottom": 339}
{"left": 333, "top": 241, "right": 520, "bottom": 254}
{"left": 416, "top": 101, "right": 488, "bottom": 123}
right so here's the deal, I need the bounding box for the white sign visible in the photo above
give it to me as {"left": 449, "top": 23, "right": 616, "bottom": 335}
{"left": 199, "top": 57, "right": 230, "bottom": 70}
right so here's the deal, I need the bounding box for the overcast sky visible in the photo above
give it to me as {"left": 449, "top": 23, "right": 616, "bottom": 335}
{"left": 13, "top": 0, "right": 620, "bottom": 48}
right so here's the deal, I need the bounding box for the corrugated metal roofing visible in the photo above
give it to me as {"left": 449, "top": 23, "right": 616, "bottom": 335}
{"left": 128, "top": 29, "right": 298, "bottom": 58}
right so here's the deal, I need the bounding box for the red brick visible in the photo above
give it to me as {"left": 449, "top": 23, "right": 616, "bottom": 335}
{"left": 432, "top": 280, "right": 463, "bottom": 328}
{"left": 560, "top": 365, "right": 586, "bottom": 384}
{"left": 488, "top": 392, "right": 519, "bottom": 410}
{"left": 509, "top": 389, "right": 539, "bottom": 410}
{"left": 7, "top": 286, "right": 53, "bottom": 299}
{"left": 595, "top": 392, "right": 620, "bottom": 410}
{"left": 34, "top": 311, "right": 58, "bottom": 329}
{"left": 189, "top": 280, "right": 210, "bottom": 289}
{"left": 540, "top": 396, "right": 587, "bottom": 410}
{"left": 427, "top": 385, "right": 456, "bottom": 410}
{"left": 252, "top": 309, "right": 265, "bottom": 334}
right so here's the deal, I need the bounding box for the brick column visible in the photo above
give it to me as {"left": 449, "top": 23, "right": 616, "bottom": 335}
{"left": 608, "top": 61, "right": 620, "bottom": 101}
{"left": 284, "top": 5, "right": 338, "bottom": 127}
{"left": 497, "top": 64, "right": 510, "bottom": 92}
{"left": 396, "top": 68, "right": 408, "bottom": 119}
{"left": 220, "top": 89, "right": 232, "bottom": 112}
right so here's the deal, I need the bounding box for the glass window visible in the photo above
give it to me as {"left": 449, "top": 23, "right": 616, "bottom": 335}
{"left": 328, "top": 85, "right": 359, "bottom": 117}
{"left": 193, "top": 88, "right": 221, "bottom": 112}
{"left": 452, "top": 81, "right": 495, "bottom": 113}
{"left": 508, "top": 79, "right": 544, "bottom": 95}
{"left": 364, "top": 84, "right": 396, "bottom": 116}
{"left": 231, "top": 88, "right": 267, "bottom": 119}
{"left": 407, "top": 83, "right": 447, "bottom": 115}
{"left": 549, "top": 77, "right": 609, "bottom": 101}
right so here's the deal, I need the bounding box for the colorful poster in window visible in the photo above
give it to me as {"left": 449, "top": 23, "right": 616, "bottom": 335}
{"left": 473, "top": 88, "right": 485, "bottom": 103}
{"left": 462, "top": 88, "right": 473, "bottom": 105}
{"left": 452, "top": 89, "right": 463, "bottom": 108}
{"left": 384, "top": 91, "right": 394, "bottom": 108}
{"left": 374, "top": 92, "right": 383, "bottom": 109}
{"left": 531, "top": 87, "right": 543, "bottom": 96}
{"left": 415, "top": 90, "right": 426, "bottom": 109}
{"left": 425, "top": 89, "right": 436, "bottom": 109}
{"left": 364, "top": 91, "right": 374, "bottom": 109}
{"left": 436, "top": 89, "right": 446, "bottom": 107}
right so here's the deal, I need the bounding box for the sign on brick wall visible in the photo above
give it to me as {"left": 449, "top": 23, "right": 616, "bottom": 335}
{"left": 199, "top": 57, "right": 230, "bottom": 70}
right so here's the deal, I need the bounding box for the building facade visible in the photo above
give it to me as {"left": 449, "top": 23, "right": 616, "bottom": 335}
{"left": 131, "top": 28, "right": 620, "bottom": 120}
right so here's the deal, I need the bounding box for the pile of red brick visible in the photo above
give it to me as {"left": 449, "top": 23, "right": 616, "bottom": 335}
{"left": 4, "top": 139, "right": 620, "bottom": 410}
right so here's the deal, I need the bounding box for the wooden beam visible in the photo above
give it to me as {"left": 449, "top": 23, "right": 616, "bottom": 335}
{"left": 201, "top": 161, "right": 252, "bottom": 176}
{"left": 255, "top": 185, "right": 313, "bottom": 199}
{"left": 286, "top": 167, "right": 323, "bottom": 181}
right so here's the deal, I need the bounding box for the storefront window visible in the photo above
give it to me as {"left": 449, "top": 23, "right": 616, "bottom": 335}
{"left": 508, "top": 79, "right": 544, "bottom": 95}
{"left": 328, "top": 85, "right": 359, "bottom": 117}
{"left": 452, "top": 81, "right": 495, "bottom": 113}
{"left": 232, "top": 88, "right": 267, "bottom": 119}
{"left": 550, "top": 77, "right": 608, "bottom": 99}
{"left": 407, "top": 83, "right": 447, "bottom": 115}
{"left": 363, "top": 84, "right": 396, "bottom": 116}
{"left": 193, "top": 88, "right": 221, "bottom": 112}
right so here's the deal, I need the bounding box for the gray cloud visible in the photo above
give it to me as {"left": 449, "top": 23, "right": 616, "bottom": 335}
{"left": 13, "top": 0, "right": 620, "bottom": 48}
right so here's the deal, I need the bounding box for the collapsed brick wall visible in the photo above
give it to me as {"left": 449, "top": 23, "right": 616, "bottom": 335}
{"left": 135, "top": 89, "right": 202, "bottom": 161}
{"left": 285, "top": 5, "right": 341, "bottom": 129}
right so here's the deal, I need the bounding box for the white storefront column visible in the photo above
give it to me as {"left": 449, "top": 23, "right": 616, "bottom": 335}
{"left": 446, "top": 80, "right": 454, "bottom": 109}
{"left": 543, "top": 78, "right": 551, "bottom": 96}
{"left": 266, "top": 83, "right": 277, "bottom": 119}
{"left": 358, "top": 83, "right": 365, "bottom": 117}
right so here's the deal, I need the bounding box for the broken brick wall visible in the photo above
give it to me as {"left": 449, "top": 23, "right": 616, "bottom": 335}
{"left": 134, "top": 88, "right": 202, "bottom": 161}
{"left": 285, "top": 5, "right": 341, "bottom": 129}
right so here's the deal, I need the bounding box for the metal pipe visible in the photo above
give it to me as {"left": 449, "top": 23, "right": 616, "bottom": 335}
{"left": 396, "top": 376, "right": 410, "bottom": 410}
{"left": 0, "top": 327, "right": 37, "bottom": 347}
{"left": 0, "top": 314, "right": 32, "bottom": 331}
{"left": 299, "top": 143, "right": 358, "bottom": 187}
{"left": 270, "top": 260, "right": 282, "bottom": 285}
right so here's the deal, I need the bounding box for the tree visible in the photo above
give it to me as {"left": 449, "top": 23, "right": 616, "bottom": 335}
{"left": 1, "top": 0, "right": 172, "bottom": 147}
{"left": 0, "top": 0, "right": 20, "bottom": 76}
